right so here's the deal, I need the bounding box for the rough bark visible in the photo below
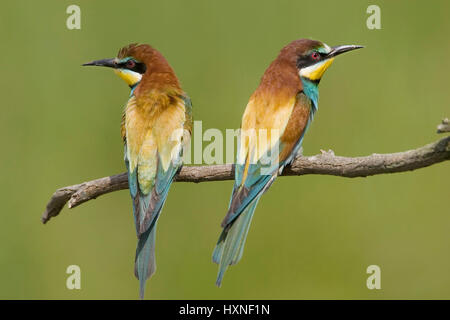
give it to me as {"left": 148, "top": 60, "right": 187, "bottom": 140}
{"left": 42, "top": 131, "right": 449, "bottom": 224}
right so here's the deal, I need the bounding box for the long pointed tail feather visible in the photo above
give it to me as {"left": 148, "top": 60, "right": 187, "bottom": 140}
{"left": 213, "top": 198, "right": 260, "bottom": 287}
{"left": 135, "top": 220, "right": 158, "bottom": 299}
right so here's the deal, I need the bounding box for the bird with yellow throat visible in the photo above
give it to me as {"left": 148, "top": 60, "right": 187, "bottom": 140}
{"left": 83, "top": 44, "right": 192, "bottom": 298}
{"left": 212, "top": 39, "right": 363, "bottom": 286}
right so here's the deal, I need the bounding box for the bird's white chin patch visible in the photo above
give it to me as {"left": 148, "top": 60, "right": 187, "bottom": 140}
{"left": 299, "top": 58, "right": 334, "bottom": 81}
{"left": 114, "top": 68, "right": 142, "bottom": 86}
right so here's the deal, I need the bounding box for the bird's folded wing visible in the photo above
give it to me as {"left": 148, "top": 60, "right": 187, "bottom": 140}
{"left": 222, "top": 93, "right": 301, "bottom": 227}
{"left": 126, "top": 95, "right": 188, "bottom": 235}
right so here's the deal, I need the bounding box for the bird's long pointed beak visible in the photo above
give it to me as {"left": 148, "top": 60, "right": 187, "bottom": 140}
{"left": 82, "top": 58, "right": 117, "bottom": 68}
{"left": 327, "top": 45, "right": 364, "bottom": 58}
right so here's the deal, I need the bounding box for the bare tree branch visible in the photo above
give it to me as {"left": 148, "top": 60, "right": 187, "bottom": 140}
{"left": 41, "top": 131, "right": 450, "bottom": 224}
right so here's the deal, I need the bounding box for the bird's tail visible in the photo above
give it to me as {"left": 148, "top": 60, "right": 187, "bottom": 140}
{"left": 135, "top": 220, "right": 158, "bottom": 299}
{"left": 212, "top": 198, "right": 260, "bottom": 287}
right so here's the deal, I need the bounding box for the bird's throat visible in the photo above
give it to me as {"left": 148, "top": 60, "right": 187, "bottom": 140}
{"left": 114, "top": 68, "right": 142, "bottom": 87}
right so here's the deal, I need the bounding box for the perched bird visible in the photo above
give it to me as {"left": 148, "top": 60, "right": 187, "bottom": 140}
{"left": 213, "top": 39, "right": 363, "bottom": 286}
{"left": 83, "top": 44, "right": 192, "bottom": 298}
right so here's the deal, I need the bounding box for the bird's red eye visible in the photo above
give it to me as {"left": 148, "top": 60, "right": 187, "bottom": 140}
{"left": 311, "top": 52, "right": 320, "bottom": 60}
{"left": 126, "top": 60, "right": 136, "bottom": 68}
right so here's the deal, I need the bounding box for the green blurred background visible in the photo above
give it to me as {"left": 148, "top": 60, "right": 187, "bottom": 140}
{"left": 1, "top": 0, "right": 449, "bottom": 299}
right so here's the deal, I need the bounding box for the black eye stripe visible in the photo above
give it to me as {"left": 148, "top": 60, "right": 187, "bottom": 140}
{"left": 296, "top": 52, "right": 325, "bottom": 69}
{"left": 132, "top": 62, "right": 146, "bottom": 74}
{"left": 118, "top": 60, "right": 147, "bottom": 74}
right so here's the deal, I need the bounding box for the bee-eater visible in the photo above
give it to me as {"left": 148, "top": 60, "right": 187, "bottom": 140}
{"left": 213, "top": 39, "right": 363, "bottom": 286}
{"left": 83, "top": 44, "right": 192, "bottom": 298}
